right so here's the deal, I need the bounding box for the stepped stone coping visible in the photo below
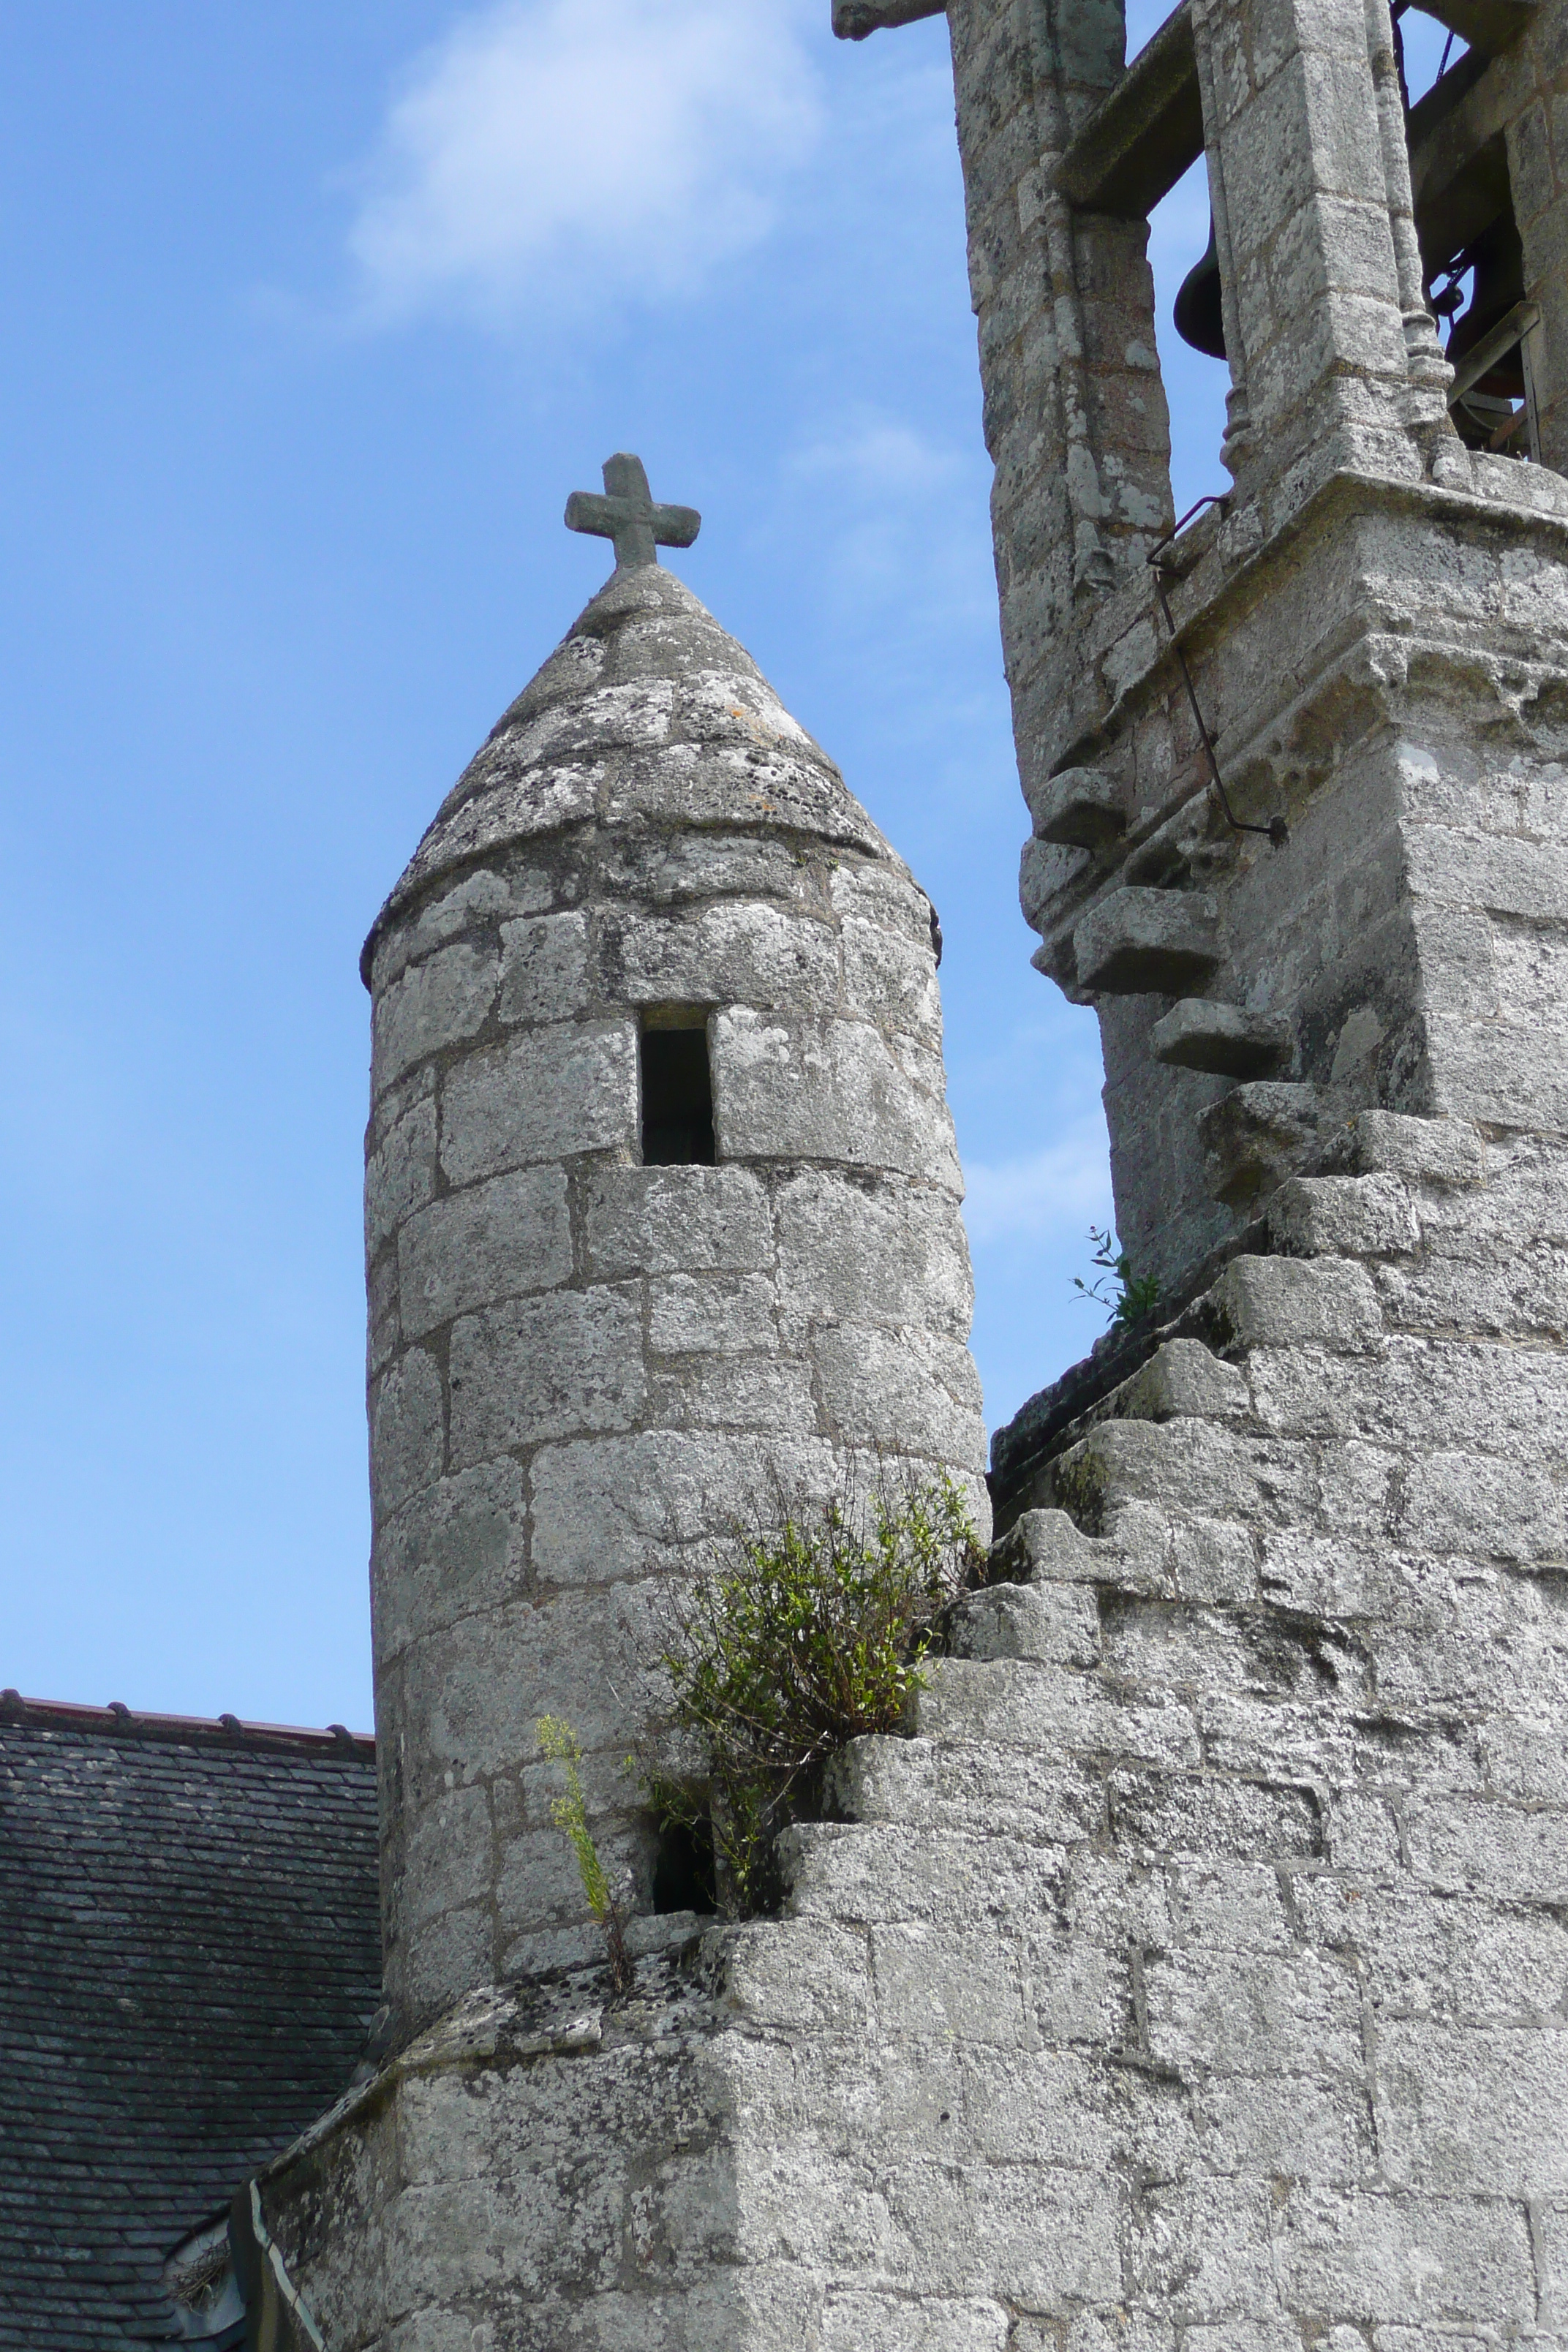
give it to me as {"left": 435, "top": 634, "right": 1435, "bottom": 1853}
{"left": 989, "top": 1214, "right": 1267, "bottom": 1520}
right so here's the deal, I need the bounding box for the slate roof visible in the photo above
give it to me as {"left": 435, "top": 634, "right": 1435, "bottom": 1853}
{"left": 0, "top": 1697, "right": 381, "bottom": 2350}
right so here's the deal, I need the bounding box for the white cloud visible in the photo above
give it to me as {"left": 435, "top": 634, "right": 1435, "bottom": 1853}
{"left": 962, "top": 1127, "right": 1112, "bottom": 1247}
{"left": 789, "top": 418, "right": 962, "bottom": 497}
{"left": 346, "top": 0, "right": 823, "bottom": 326}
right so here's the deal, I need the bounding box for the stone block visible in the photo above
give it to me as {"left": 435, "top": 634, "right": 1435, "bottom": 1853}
{"left": 598, "top": 900, "right": 840, "bottom": 1016}
{"left": 1150, "top": 998, "right": 1291, "bottom": 1077}
{"left": 1125, "top": 2174, "right": 1278, "bottom": 2315}
{"left": 712, "top": 1009, "right": 962, "bottom": 1190}
{"left": 1267, "top": 1172, "right": 1420, "bottom": 1259}
{"left": 911, "top": 1657, "right": 1201, "bottom": 1769}
{"left": 957, "top": 2046, "right": 1118, "bottom": 2167}
{"left": 1166, "top": 1859, "right": 1295, "bottom": 1953}
{"left": 1074, "top": 887, "right": 1221, "bottom": 994}
{"left": 529, "top": 1428, "right": 839, "bottom": 1585}
{"left": 647, "top": 1271, "right": 778, "bottom": 1355}
{"left": 1406, "top": 1793, "right": 1568, "bottom": 1903}
{"left": 1199, "top": 1080, "right": 1320, "bottom": 1208}
{"left": 398, "top": 1165, "right": 573, "bottom": 1337}
{"left": 1210, "top": 1253, "right": 1383, "bottom": 1349}
{"left": 1376, "top": 2018, "right": 1568, "bottom": 2194}
{"left": 373, "top": 1458, "right": 529, "bottom": 1662}
{"left": 370, "top": 1346, "right": 445, "bottom": 1524}
{"left": 582, "top": 1163, "right": 773, "bottom": 1279}
{"left": 878, "top": 2161, "right": 1123, "bottom": 2304}
{"left": 946, "top": 1579, "right": 1100, "bottom": 1665}
{"left": 1110, "top": 1768, "right": 1324, "bottom": 1864}
{"left": 396, "top": 1585, "right": 661, "bottom": 1793}
{"left": 648, "top": 1352, "right": 818, "bottom": 1436}
{"left": 841, "top": 914, "right": 943, "bottom": 1042}
{"left": 1054, "top": 1412, "right": 1297, "bottom": 1527}
{"left": 1271, "top": 2182, "right": 1537, "bottom": 2324}
{"left": 497, "top": 909, "right": 591, "bottom": 1025}
{"left": 1194, "top": 2073, "right": 1371, "bottom": 2187}
{"left": 989, "top": 1505, "right": 1162, "bottom": 1591}
{"left": 373, "top": 941, "right": 498, "bottom": 1096}
{"left": 1168, "top": 1515, "right": 1258, "bottom": 1601}
{"left": 400, "top": 1784, "right": 494, "bottom": 1933}
{"left": 366, "top": 1096, "right": 438, "bottom": 1256}
{"left": 440, "top": 1020, "right": 638, "bottom": 1185}
{"left": 1332, "top": 1108, "right": 1486, "bottom": 1188}
{"left": 721, "top": 1919, "right": 875, "bottom": 2036}
{"left": 1398, "top": 1448, "right": 1566, "bottom": 1560}
{"left": 448, "top": 1284, "right": 645, "bottom": 1461}
{"left": 1024, "top": 764, "right": 1127, "bottom": 850}
{"left": 1107, "top": 1338, "right": 1251, "bottom": 1424}
{"left": 775, "top": 1171, "right": 974, "bottom": 1340}
{"left": 870, "top": 1920, "right": 1028, "bottom": 2047}
{"left": 829, "top": 854, "right": 936, "bottom": 948}
{"left": 811, "top": 1322, "right": 985, "bottom": 1464}
{"left": 1142, "top": 1942, "right": 1359, "bottom": 2076}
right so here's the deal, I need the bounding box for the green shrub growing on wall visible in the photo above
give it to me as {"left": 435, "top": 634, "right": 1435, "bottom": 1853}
{"left": 644, "top": 1470, "right": 985, "bottom": 1917}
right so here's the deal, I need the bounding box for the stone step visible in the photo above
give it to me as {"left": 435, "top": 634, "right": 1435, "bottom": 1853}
{"left": 947, "top": 1577, "right": 1100, "bottom": 1666}
{"left": 1025, "top": 764, "right": 1126, "bottom": 852}
{"left": 988, "top": 1501, "right": 1258, "bottom": 1605}
{"left": 908, "top": 1656, "right": 1202, "bottom": 1769}
{"left": 1151, "top": 997, "right": 1290, "bottom": 1078}
{"left": 1074, "top": 886, "right": 1221, "bottom": 995}
{"left": 823, "top": 1730, "right": 1109, "bottom": 1845}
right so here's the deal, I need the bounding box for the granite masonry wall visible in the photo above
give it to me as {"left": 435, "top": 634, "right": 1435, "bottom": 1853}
{"left": 252, "top": 0, "right": 1568, "bottom": 2337}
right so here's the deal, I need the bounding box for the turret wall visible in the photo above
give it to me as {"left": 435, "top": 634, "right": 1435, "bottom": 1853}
{"left": 364, "top": 570, "right": 988, "bottom": 2032}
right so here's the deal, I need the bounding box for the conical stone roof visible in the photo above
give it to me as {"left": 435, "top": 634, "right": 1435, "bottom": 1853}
{"left": 364, "top": 564, "right": 899, "bottom": 978}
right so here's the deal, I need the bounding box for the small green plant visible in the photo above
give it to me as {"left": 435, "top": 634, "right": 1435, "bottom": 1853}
{"left": 536, "top": 1716, "right": 632, "bottom": 1993}
{"left": 644, "top": 1469, "right": 985, "bottom": 1917}
{"left": 1073, "top": 1224, "right": 1160, "bottom": 1332}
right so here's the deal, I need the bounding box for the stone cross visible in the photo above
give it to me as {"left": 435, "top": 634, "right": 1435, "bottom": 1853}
{"left": 564, "top": 453, "right": 701, "bottom": 570}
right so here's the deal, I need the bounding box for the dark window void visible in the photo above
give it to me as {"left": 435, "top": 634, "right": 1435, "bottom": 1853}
{"left": 640, "top": 1017, "right": 715, "bottom": 1165}
{"left": 652, "top": 1817, "right": 717, "bottom": 1915}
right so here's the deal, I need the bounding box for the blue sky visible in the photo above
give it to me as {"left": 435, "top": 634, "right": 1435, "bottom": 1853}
{"left": 1, "top": 0, "right": 1446, "bottom": 1729}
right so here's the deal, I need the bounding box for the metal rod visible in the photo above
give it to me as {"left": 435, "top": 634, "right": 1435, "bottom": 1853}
{"left": 1147, "top": 499, "right": 1289, "bottom": 848}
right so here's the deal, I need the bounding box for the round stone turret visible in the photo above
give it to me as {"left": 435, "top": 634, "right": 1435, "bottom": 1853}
{"left": 363, "top": 523, "right": 987, "bottom": 2027}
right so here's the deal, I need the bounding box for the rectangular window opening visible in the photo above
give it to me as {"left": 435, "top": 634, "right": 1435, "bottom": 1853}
{"left": 639, "top": 1011, "right": 715, "bottom": 1166}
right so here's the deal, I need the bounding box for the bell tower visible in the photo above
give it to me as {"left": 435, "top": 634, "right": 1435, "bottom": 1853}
{"left": 843, "top": 0, "right": 1568, "bottom": 1327}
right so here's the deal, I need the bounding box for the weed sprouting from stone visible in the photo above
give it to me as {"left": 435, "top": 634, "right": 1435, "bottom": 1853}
{"left": 1073, "top": 1225, "right": 1161, "bottom": 1331}
{"left": 536, "top": 1716, "right": 633, "bottom": 1993}
{"left": 641, "top": 1470, "right": 985, "bottom": 1918}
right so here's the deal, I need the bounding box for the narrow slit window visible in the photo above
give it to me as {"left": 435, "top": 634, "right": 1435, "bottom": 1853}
{"left": 639, "top": 1013, "right": 715, "bottom": 1166}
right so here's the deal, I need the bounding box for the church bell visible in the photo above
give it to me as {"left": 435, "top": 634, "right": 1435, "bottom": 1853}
{"left": 1174, "top": 218, "right": 1226, "bottom": 359}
